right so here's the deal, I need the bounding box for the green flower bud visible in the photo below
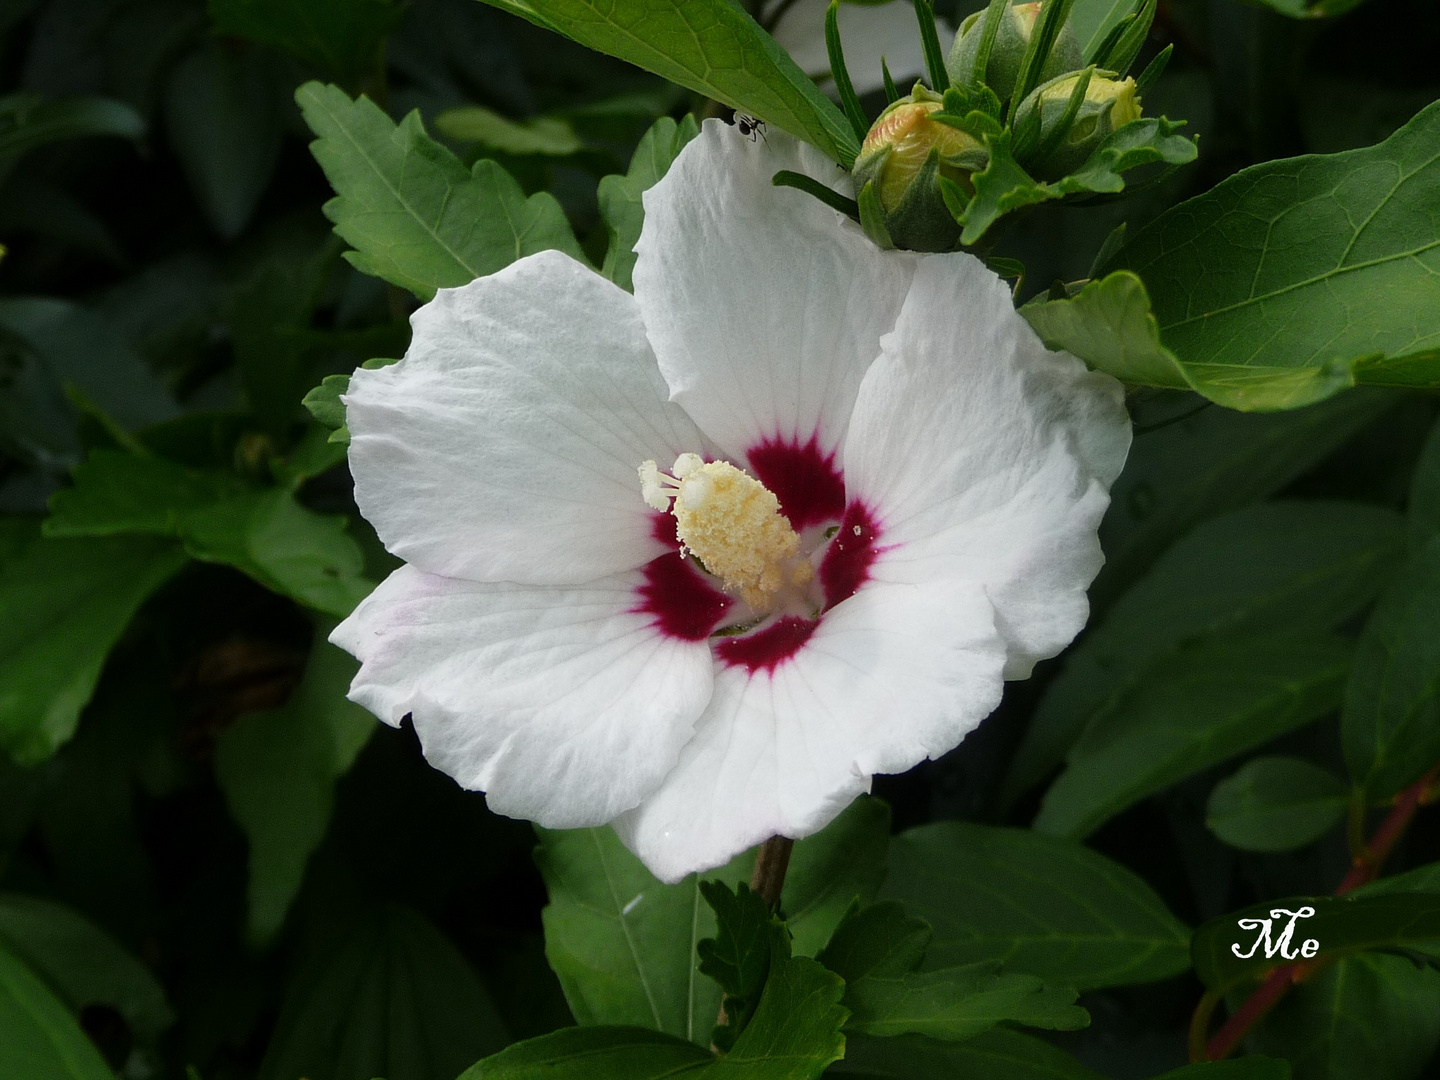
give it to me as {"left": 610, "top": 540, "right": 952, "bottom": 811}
{"left": 946, "top": 1, "right": 1083, "bottom": 103}
{"left": 852, "top": 92, "right": 989, "bottom": 252}
{"left": 1015, "top": 71, "right": 1142, "bottom": 179}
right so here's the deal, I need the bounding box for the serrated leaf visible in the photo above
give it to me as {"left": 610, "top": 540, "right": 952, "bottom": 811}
{"left": 1036, "top": 632, "right": 1354, "bottom": 838}
{"left": 0, "top": 534, "right": 187, "bottom": 765}
{"left": 599, "top": 115, "right": 699, "bottom": 291}
{"left": 458, "top": 951, "right": 845, "bottom": 1079}
{"left": 0, "top": 894, "right": 172, "bottom": 1039}
{"left": 1193, "top": 893, "right": 1440, "bottom": 994}
{"left": 1206, "top": 756, "right": 1349, "bottom": 853}
{"left": 698, "top": 882, "right": 787, "bottom": 1050}
{"left": 1341, "top": 534, "right": 1440, "bottom": 799}
{"left": 296, "top": 82, "right": 586, "bottom": 300}
{"left": 301, "top": 374, "right": 350, "bottom": 435}
{"left": 1104, "top": 99, "right": 1440, "bottom": 408}
{"left": 0, "top": 944, "right": 116, "bottom": 1080}
{"left": 881, "top": 823, "right": 1190, "bottom": 991}
{"left": 536, "top": 797, "right": 888, "bottom": 1044}
{"left": 45, "top": 451, "right": 373, "bottom": 617}
{"left": 215, "top": 626, "right": 375, "bottom": 944}
{"left": 480, "top": 0, "right": 859, "bottom": 166}
{"left": 258, "top": 906, "right": 508, "bottom": 1080}
{"left": 1006, "top": 501, "right": 1402, "bottom": 810}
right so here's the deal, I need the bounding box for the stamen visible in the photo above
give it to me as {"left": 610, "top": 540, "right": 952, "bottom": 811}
{"left": 638, "top": 455, "right": 812, "bottom": 611}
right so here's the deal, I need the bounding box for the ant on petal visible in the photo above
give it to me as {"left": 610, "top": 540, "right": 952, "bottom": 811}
{"left": 734, "top": 113, "right": 767, "bottom": 142}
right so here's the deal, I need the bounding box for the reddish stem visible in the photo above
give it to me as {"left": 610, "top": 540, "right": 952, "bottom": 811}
{"left": 1197, "top": 760, "right": 1440, "bottom": 1062}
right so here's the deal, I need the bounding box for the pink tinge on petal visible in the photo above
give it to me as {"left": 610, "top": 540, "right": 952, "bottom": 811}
{"left": 746, "top": 434, "right": 846, "bottom": 531}
{"left": 820, "top": 502, "right": 883, "bottom": 608}
{"left": 635, "top": 513, "right": 735, "bottom": 641}
{"left": 714, "top": 615, "right": 819, "bottom": 674}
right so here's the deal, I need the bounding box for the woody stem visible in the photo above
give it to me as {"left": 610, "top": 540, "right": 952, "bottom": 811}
{"left": 1191, "top": 759, "right": 1440, "bottom": 1062}
{"left": 750, "top": 835, "right": 795, "bottom": 910}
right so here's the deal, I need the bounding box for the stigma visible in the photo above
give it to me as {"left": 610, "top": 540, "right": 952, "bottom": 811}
{"left": 639, "top": 454, "right": 814, "bottom": 611}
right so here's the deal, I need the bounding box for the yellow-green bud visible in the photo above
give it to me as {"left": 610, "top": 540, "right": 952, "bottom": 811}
{"left": 852, "top": 95, "right": 988, "bottom": 252}
{"left": 947, "top": 1, "right": 1083, "bottom": 104}
{"left": 1016, "top": 71, "right": 1142, "bottom": 179}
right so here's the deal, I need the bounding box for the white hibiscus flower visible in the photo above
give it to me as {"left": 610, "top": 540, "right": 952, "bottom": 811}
{"left": 330, "top": 121, "right": 1131, "bottom": 884}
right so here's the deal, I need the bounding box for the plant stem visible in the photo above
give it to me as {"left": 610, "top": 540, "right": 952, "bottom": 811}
{"left": 1192, "top": 759, "right": 1440, "bottom": 1062}
{"left": 751, "top": 835, "right": 795, "bottom": 910}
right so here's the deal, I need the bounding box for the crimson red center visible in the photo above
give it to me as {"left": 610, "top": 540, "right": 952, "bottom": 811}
{"left": 633, "top": 436, "right": 881, "bottom": 674}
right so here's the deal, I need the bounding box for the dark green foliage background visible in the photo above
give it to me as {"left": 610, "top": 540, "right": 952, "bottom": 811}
{"left": 1, "top": 1, "right": 1439, "bottom": 1079}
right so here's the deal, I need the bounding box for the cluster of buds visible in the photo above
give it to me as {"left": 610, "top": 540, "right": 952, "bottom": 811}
{"left": 831, "top": 0, "right": 1167, "bottom": 251}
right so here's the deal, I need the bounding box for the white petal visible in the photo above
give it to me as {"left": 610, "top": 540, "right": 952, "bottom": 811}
{"left": 768, "top": 0, "right": 951, "bottom": 95}
{"left": 843, "top": 254, "right": 1132, "bottom": 680}
{"left": 330, "top": 564, "right": 714, "bottom": 827}
{"left": 633, "top": 121, "right": 918, "bottom": 462}
{"left": 345, "top": 250, "right": 708, "bottom": 585}
{"left": 613, "top": 581, "right": 1005, "bottom": 883}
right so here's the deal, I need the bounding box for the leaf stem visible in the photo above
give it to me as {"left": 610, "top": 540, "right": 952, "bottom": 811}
{"left": 751, "top": 835, "right": 795, "bottom": 910}
{"left": 1191, "top": 759, "right": 1440, "bottom": 1062}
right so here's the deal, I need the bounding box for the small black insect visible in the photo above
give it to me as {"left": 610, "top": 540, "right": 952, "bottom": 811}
{"left": 734, "top": 113, "right": 767, "bottom": 142}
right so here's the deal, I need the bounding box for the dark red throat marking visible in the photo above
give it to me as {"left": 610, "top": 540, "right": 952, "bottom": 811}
{"left": 746, "top": 434, "right": 846, "bottom": 531}
{"left": 714, "top": 616, "right": 819, "bottom": 675}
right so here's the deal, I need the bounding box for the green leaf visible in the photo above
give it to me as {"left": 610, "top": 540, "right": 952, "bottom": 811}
{"left": 1006, "top": 500, "right": 1402, "bottom": 809}
{"left": 0, "top": 92, "right": 142, "bottom": 177}
{"left": 0, "top": 944, "right": 115, "bottom": 1080}
{"left": 1342, "top": 534, "right": 1440, "bottom": 798}
{"left": 1245, "top": 953, "right": 1439, "bottom": 1080}
{"left": 832, "top": 1030, "right": 1105, "bottom": 1080}
{"left": 1409, "top": 417, "right": 1440, "bottom": 549}
{"left": 599, "top": 115, "right": 700, "bottom": 292}
{"left": 478, "top": 0, "right": 859, "bottom": 167}
{"left": 1092, "top": 389, "right": 1395, "bottom": 608}
{"left": 698, "top": 882, "right": 787, "bottom": 1050}
{"left": 227, "top": 234, "right": 339, "bottom": 434}
{"left": 881, "top": 823, "right": 1190, "bottom": 991}
{"left": 1192, "top": 892, "right": 1440, "bottom": 994}
{"left": 164, "top": 42, "right": 283, "bottom": 239}
{"left": 1036, "top": 632, "right": 1354, "bottom": 838}
{"left": 816, "top": 902, "right": 931, "bottom": 985}
{"left": 258, "top": 905, "right": 509, "bottom": 1080}
{"left": 457, "top": 1026, "right": 710, "bottom": 1079}
{"left": 959, "top": 119, "right": 1195, "bottom": 245}
{"left": 460, "top": 949, "right": 845, "bottom": 1079}
{"left": 296, "top": 81, "right": 586, "bottom": 300}
{"left": 1022, "top": 270, "right": 1191, "bottom": 390}
{"left": 1069, "top": 0, "right": 1139, "bottom": 60}
{"left": 208, "top": 0, "right": 401, "bottom": 84}
{"left": 817, "top": 902, "right": 1086, "bottom": 1041}
{"left": 843, "top": 963, "right": 1086, "bottom": 1041}
{"left": 1104, "top": 99, "right": 1440, "bottom": 409}
{"left": 0, "top": 534, "right": 187, "bottom": 765}
{"left": 1206, "top": 757, "right": 1349, "bottom": 853}
{"left": 536, "top": 798, "right": 888, "bottom": 1043}
{"left": 302, "top": 374, "right": 351, "bottom": 437}
{"left": 435, "top": 105, "right": 584, "bottom": 156}
{"left": 1245, "top": 0, "right": 1368, "bottom": 16}
{"left": 215, "top": 626, "right": 375, "bottom": 944}
{"left": 0, "top": 894, "right": 172, "bottom": 1040}
{"left": 46, "top": 451, "right": 372, "bottom": 617}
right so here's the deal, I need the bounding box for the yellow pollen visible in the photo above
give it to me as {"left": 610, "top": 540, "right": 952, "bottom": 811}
{"left": 638, "top": 457, "right": 811, "bottom": 610}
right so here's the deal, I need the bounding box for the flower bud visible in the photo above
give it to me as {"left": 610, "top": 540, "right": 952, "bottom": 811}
{"left": 1015, "top": 71, "right": 1142, "bottom": 179}
{"left": 852, "top": 92, "right": 988, "bottom": 252}
{"left": 946, "top": 1, "right": 1082, "bottom": 104}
